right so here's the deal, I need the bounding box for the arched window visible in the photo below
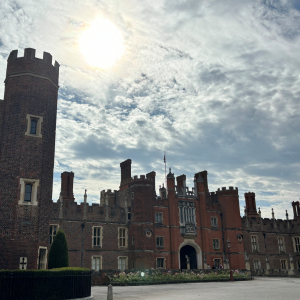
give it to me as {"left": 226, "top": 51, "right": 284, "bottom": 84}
{"left": 30, "top": 119, "right": 37, "bottom": 134}
{"left": 24, "top": 184, "right": 32, "bottom": 202}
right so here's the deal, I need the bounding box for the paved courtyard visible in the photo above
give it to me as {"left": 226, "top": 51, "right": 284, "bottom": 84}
{"left": 91, "top": 277, "right": 300, "bottom": 300}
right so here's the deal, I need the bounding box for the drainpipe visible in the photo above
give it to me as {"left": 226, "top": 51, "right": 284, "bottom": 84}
{"left": 220, "top": 213, "right": 226, "bottom": 259}
{"left": 81, "top": 222, "right": 85, "bottom": 267}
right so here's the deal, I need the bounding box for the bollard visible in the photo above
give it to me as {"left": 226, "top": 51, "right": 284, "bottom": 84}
{"left": 107, "top": 284, "right": 113, "bottom": 300}
{"left": 230, "top": 270, "right": 234, "bottom": 282}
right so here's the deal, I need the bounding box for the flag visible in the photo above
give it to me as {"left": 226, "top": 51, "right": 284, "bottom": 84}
{"left": 164, "top": 153, "right": 166, "bottom": 163}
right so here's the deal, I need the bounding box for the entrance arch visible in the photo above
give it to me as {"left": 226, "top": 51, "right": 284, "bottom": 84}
{"left": 178, "top": 241, "right": 202, "bottom": 270}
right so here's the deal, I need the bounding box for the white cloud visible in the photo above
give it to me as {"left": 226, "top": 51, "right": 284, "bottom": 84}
{"left": 0, "top": 0, "right": 299, "bottom": 219}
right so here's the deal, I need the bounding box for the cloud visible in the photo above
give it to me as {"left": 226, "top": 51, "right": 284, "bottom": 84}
{"left": 0, "top": 0, "right": 299, "bottom": 219}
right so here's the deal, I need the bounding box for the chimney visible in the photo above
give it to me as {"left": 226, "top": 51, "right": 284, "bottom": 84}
{"left": 61, "top": 172, "right": 75, "bottom": 202}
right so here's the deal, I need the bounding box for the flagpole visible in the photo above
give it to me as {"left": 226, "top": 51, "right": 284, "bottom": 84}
{"left": 164, "top": 151, "right": 166, "bottom": 188}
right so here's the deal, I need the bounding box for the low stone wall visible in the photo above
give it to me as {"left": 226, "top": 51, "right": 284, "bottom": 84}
{"left": 251, "top": 269, "right": 300, "bottom": 277}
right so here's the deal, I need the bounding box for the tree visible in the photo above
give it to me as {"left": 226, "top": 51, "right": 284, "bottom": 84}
{"left": 48, "top": 229, "right": 69, "bottom": 269}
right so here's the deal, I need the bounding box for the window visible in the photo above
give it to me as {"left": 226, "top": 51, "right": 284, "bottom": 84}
{"left": 213, "top": 239, "right": 220, "bottom": 250}
{"left": 19, "top": 178, "right": 39, "bottom": 206}
{"left": 118, "top": 257, "right": 128, "bottom": 271}
{"left": 49, "top": 225, "right": 58, "bottom": 245}
{"left": 211, "top": 217, "right": 218, "bottom": 227}
{"left": 132, "top": 261, "right": 135, "bottom": 269}
{"left": 19, "top": 257, "right": 27, "bottom": 270}
{"left": 156, "top": 257, "right": 165, "bottom": 269}
{"left": 37, "top": 247, "right": 47, "bottom": 270}
{"left": 280, "top": 260, "right": 287, "bottom": 270}
{"left": 253, "top": 260, "right": 260, "bottom": 270}
{"left": 251, "top": 236, "right": 259, "bottom": 252}
{"left": 92, "top": 256, "right": 102, "bottom": 271}
{"left": 92, "top": 227, "right": 102, "bottom": 247}
{"left": 178, "top": 201, "right": 196, "bottom": 225}
{"left": 118, "top": 228, "right": 128, "bottom": 248}
{"left": 132, "top": 237, "right": 135, "bottom": 245}
{"left": 131, "top": 192, "right": 134, "bottom": 199}
{"left": 128, "top": 212, "right": 131, "bottom": 221}
{"left": 155, "top": 212, "right": 163, "bottom": 223}
{"left": 293, "top": 237, "right": 300, "bottom": 252}
{"left": 156, "top": 236, "right": 164, "bottom": 248}
{"left": 214, "top": 259, "right": 221, "bottom": 268}
{"left": 30, "top": 119, "right": 37, "bottom": 134}
{"left": 278, "top": 237, "right": 285, "bottom": 252}
{"left": 24, "top": 184, "right": 32, "bottom": 202}
{"left": 297, "top": 261, "right": 300, "bottom": 270}
{"left": 25, "top": 114, "right": 43, "bottom": 138}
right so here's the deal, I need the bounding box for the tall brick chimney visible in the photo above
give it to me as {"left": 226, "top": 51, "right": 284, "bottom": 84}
{"left": 120, "top": 159, "right": 132, "bottom": 186}
{"left": 61, "top": 171, "right": 75, "bottom": 202}
{"left": 245, "top": 192, "right": 259, "bottom": 217}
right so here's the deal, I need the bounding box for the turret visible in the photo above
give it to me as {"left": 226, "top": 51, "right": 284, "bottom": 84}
{"left": 0, "top": 48, "right": 59, "bottom": 269}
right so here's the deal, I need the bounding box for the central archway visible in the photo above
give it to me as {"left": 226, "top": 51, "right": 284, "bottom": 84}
{"left": 178, "top": 241, "right": 202, "bottom": 270}
{"left": 180, "top": 245, "right": 197, "bottom": 270}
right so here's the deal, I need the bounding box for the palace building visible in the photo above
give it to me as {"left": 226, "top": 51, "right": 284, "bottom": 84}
{"left": 0, "top": 49, "right": 299, "bottom": 273}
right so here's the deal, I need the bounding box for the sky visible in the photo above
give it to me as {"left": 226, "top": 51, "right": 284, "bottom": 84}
{"left": 0, "top": 0, "right": 299, "bottom": 219}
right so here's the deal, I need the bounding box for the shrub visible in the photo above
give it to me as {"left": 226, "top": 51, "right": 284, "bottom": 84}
{"left": 48, "top": 229, "right": 69, "bottom": 269}
{"left": 0, "top": 268, "right": 91, "bottom": 300}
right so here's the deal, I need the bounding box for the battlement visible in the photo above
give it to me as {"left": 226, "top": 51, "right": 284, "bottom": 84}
{"left": 175, "top": 185, "right": 196, "bottom": 197}
{"left": 216, "top": 186, "right": 238, "bottom": 195}
{"left": 8, "top": 48, "right": 59, "bottom": 70}
{"left": 6, "top": 48, "right": 59, "bottom": 86}
{"left": 100, "top": 189, "right": 117, "bottom": 197}
{"left": 132, "top": 175, "right": 153, "bottom": 183}
{"left": 206, "top": 191, "right": 219, "bottom": 204}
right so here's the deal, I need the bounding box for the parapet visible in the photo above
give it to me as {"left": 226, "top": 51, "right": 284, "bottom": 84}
{"left": 132, "top": 175, "right": 153, "bottom": 184}
{"left": 206, "top": 191, "right": 219, "bottom": 204}
{"left": 216, "top": 186, "right": 238, "bottom": 195}
{"left": 6, "top": 48, "right": 59, "bottom": 86}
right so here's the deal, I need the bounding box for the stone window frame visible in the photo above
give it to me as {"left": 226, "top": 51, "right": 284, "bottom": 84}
{"left": 25, "top": 114, "right": 43, "bottom": 138}
{"left": 211, "top": 217, "right": 218, "bottom": 228}
{"left": 213, "top": 258, "right": 222, "bottom": 268}
{"left": 292, "top": 236, "right": 300, "bottom": 252}
{"left": 253, "top": 259, "right": 261, "bottom": 270}
{"left": 212, "top": 238, "right": 220, "bottom": 250}
{"left": 155, "top": 212, "right": 163, "bottom": 224}
{"left": 37, "top": 246, "right": 47, "bottom": 270}
{"left": 92, "top": 226, "right": 103, "bottom": 247}
{"left": 178, "top": 201, "right": 196, "bottom": 226}
{"left": 156, "top": 236, "right": 164, "bottom": 248}
{"left": 251, "top": 235, "right": 259, "bottom": 252}
{"left": 19, "top": 178, "right": 39, "bottom": 206}
{"left": 91, "top": 255, "right": 102, "bottom": 271}
{"left": 280, "top": 259, "right": 287, "bottom": 270}
{"left": 277, "top": 236, "right": 285, "bottom": 253}
{"left": 118, "top": 256, "right": 128, "bottom": 271}
{"left": 49, "top": 224, "right": 59, "bottom": 245}
{"left": 118, "top": 227, "right": 128, "bottom": 248}
{"left": 156, "top": 257, "right": 166, "bottom": 269}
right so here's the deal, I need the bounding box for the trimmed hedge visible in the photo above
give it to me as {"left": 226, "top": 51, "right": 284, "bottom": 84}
{"left": 48, "top": 229, "right": 69, "bottom": 269}
{"left": 0, "top": 268, "right": 91, "bottom": 300}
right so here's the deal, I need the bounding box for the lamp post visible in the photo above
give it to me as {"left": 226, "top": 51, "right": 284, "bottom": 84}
{"left": 227, "top": 238, "right": 234, "bottom": 281}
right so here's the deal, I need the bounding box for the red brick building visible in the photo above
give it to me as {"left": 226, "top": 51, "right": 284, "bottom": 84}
{"left": 0, "top": 49, "right": 299, "bottom": 273}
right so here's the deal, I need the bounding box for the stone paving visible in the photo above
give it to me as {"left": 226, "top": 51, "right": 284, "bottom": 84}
{"left": 91, "top": 277, "right": 300, "bottom": 300}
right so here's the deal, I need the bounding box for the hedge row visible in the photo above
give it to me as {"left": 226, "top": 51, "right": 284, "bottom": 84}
{"left": 0, "top": 268, "right": 91, "bottom": 300}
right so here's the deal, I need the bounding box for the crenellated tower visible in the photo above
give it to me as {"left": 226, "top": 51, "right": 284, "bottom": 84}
{"left": 0, "top": 48, "right": 59, "bottom": 269}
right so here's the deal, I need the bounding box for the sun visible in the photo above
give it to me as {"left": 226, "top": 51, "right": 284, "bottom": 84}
{"left": 79, "top": 18, "right": 125, "bottom": 69}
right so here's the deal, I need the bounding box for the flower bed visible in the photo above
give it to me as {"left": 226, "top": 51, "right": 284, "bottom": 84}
{"left": 109, "top": 269, "right": 251, "bottom": 286}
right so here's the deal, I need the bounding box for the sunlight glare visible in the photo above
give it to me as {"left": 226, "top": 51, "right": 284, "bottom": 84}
{"left": 79, "top": 18, "right": 125, "bottom": 69}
